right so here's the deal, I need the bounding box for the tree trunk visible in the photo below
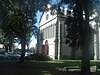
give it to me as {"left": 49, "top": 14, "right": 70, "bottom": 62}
{"left": 20, "top": 33, "right": 26, "bottom": 63}
{"left": 75, "top": 0, "right": 91, "bottom": 75}
{"left": 71, "top": 47, "right": 76, "bottom": 60}
{"left": 9, "top": 36, "right": 13, "bottom": 52}
{"left": 81, "top": 0, "right": 91, "bottom": 75}
{"left": 81, "top": 41, "right": 91, "bottom": 75}
{"left": 26, "top": 43, "right": 29, "bottom": 50}
{"left": 4, "top": 44, "right": 8, "bottom": 52}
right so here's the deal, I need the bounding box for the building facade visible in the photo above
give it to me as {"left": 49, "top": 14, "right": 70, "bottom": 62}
{"left": 38, "top": 4, "right": 97, "bottom": 60}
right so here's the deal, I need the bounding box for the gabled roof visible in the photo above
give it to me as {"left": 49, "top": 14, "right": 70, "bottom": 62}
{"left": 38, "top": 3, "right": 52, "bottom": 25}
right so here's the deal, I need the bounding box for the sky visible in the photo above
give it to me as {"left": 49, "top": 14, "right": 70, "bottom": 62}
{"left": 29, "top": 11, "right": 42, "bottom": 48}
{"left": 18, "top": 11, "right": 42, "bottom": 49}
{"left": 29, "top": 0, "right": 57, "bottom": 48}
{"left": 16, "top": 0, "right": 64, "bottom": 49}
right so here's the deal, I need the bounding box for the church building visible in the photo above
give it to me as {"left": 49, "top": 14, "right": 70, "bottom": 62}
{"left": 37, "top": 4, "right": 97, "bottom": 60}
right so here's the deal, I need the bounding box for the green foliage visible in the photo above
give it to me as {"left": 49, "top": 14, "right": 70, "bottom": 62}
{"left": 0, "top": 0, "right": 50, "bottom": 43}
{"left": 64, "top": 0, "right": 99, "bottom": 49}
{"left": 26, "top": 53, "right": 52, "bottom": 61}
{"left": 63, "top": 0, "right": 100, "bottom": 74}
{"left": 29, "top": 47, "right": 35, "bottom": 53}
{"left": 0, "top": 0, "right": 50, "bottom": 59}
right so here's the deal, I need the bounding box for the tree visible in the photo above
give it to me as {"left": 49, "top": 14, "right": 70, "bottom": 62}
{"left": 63, "top": 0, "right": 100, "bottom": 75}
{"left": 0, "top": 0, "right": 50, "bottom": 62}
{"left": 29, "top": 47, "right": 36, "bottom": 53}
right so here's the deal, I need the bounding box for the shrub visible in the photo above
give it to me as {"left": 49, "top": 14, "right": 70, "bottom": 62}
{"left": 26, "top": 53, "right": 52, "bottom": 61}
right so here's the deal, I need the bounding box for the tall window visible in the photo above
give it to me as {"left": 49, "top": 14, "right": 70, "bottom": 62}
{"left": 46, "top": 14, "right": 49, "bottom": 20}
{"left": 42, "top": 29, "right": 44, "bottom": 39}
{"left": 40, "top": 30, "right": 44, "bottom": 40}
{"left": 53, "top": 24, "right": 56, "bottom": 37}
{"left": 64, "top": 24, "right": 67, "bottom": 38}
{"left": 52, "top": 24, "right": 54, "bottom": 37}
{"left": 50, "top": 25, "right": 52, "bottom": 38}
{"left": 44, "top": 28, "right": 46, "bottom": 39}
{"left": 48, "top": 26, "right": 50, "bottom": 39}
{"left": 45, "top": 28, "right": 47, "bottom": 39}
{"left": 46, "top": 27, "right": 48, "bottom": 39}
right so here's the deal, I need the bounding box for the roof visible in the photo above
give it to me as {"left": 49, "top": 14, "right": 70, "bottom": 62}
{"left": 38, "top": 3, "right": 52, "bottom": 25}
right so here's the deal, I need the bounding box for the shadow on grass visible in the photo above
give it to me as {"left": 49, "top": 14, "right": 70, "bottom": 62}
{"left": 0, "top": 60, "right": 99, "bottom": 75}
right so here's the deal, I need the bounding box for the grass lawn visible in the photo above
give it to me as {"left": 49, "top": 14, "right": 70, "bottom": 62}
{"left": 25, "top": 60, "right": 99, "bottom": 68}
{"left": 0, "top": 60, "right": 99, "bottom": 75}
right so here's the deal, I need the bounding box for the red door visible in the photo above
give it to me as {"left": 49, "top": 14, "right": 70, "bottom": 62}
{"left": 44, "top": 40, "right": 49, "bottom": 55}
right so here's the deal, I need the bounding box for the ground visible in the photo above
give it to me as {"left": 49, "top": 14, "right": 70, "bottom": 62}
{"left": 0, "top": 60, "right": 99, "bottom": 75}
